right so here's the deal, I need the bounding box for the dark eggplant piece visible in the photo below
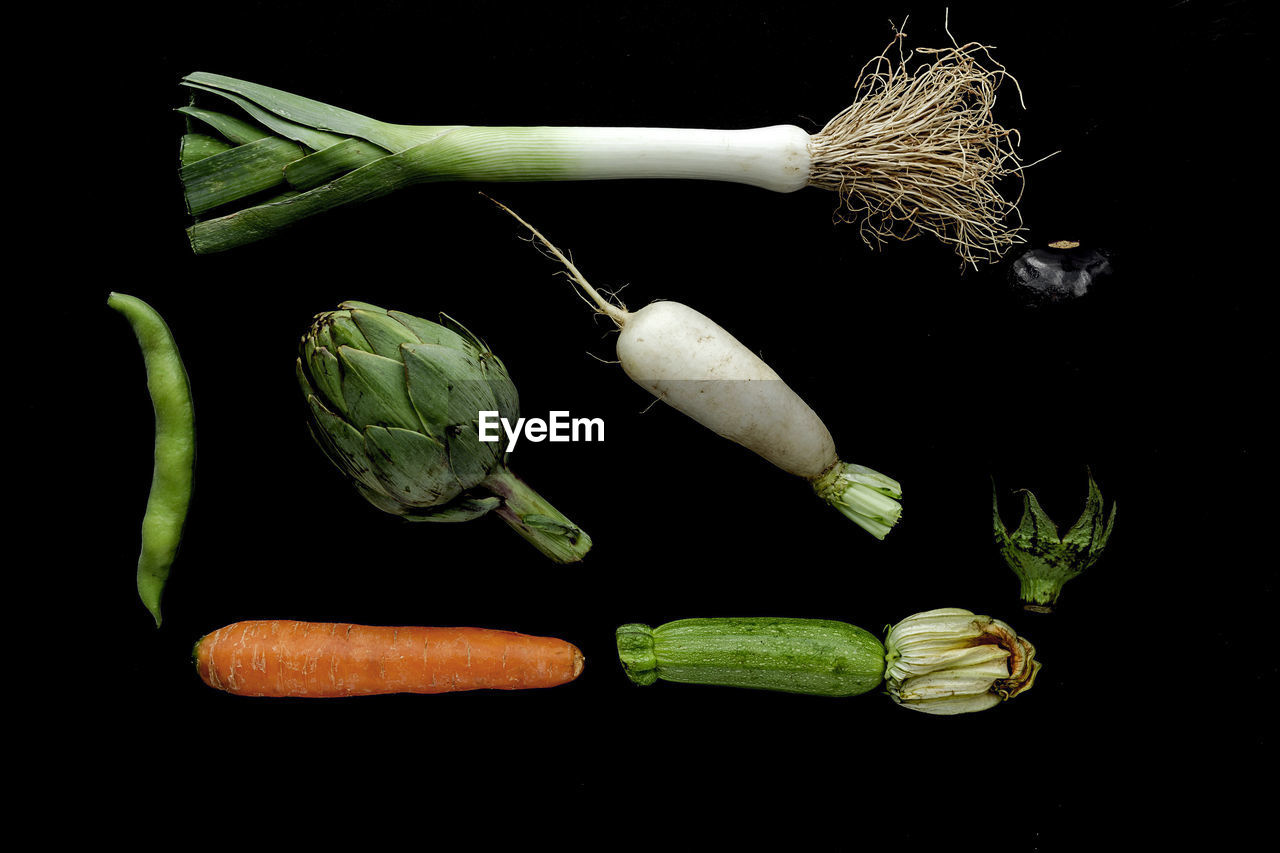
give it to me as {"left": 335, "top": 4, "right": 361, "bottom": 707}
{"left": 1007, "top": 241, "right": 1113, "bottom": 307}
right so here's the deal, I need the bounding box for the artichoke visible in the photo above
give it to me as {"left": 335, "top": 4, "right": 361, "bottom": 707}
{"left": 297, "top": 301, "right": 591, "bottom": 562}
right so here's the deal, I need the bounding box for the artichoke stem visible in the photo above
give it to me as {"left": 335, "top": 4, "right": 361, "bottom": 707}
{"left": 482, "top": 464, "right": 592, "bottom": 563}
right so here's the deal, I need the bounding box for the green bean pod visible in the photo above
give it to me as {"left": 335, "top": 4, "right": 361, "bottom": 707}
{"left": 616, "top": 617, "right": 886, "bottom": 697}
{"left": 109, "top": 293, "right": 195, "bottom": 627}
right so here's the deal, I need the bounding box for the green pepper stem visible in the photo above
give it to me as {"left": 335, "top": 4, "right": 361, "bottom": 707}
{"left": 1018, "top": 575, "right": 1063, "bottom": 612}
{"left": 481, "top": 464, "right": 592, "bottom": 564}
{"left": 993, "top": 473, "right": 1116, "bottom": 611}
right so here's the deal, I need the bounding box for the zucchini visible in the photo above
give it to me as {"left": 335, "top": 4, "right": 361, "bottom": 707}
{"left": 616, "top": 617, "right": 886, "bottom": 697}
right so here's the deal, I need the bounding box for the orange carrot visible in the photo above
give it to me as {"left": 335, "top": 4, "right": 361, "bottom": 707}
{"left": 194, "top": 621, "right": 584, "bottom": 697}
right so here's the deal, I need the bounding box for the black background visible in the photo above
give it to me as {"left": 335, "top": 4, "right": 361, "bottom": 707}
{"left": 73, "top": 0, "right": 1269, "bottom": 844}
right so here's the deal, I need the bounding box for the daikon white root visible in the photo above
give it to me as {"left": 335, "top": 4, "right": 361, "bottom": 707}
{"left": 492, "top": 199, "right": 902, "bottom": 538}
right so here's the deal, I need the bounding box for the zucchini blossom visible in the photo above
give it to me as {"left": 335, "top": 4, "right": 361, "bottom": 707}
{"left": 297, "top": 301, "right": 591, "bottom": 563}
{"left": 884, "top": 608, "right": 1041, "bottom": 715}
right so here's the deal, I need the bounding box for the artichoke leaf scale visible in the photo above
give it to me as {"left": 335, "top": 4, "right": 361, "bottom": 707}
{"left": 354, "top": 480, "right": 422, "bottom": 517}
{"left": 436, "top": 313, "right": 487, "bottom": 351}
{"left": 446, "top": 423, "right": 501, "bottom": 491}
{"left": 401, "top": 495, "right": 502, "bottom": 523}
{"left": 326, "top": 313, "right": 373, "bottom": 352}
{"left": 390, "top": 311, "right": 472, "bottom": 349}
{"left": 485, "top": 360, "right": 520, "bottom": 421}
{"left": 308, "top": 323, "right": 334, "bottom": 353}
{"left": 444, "top": 358, "right": 504, "bottom": 427}
{"left": 338, "top": 345, "right": 422, "bottom": 431}
{"left": 299, "top": 348, "right": 346, "bottom": 417}
{"left": 337, "top": 300, "right": 390, "bottom": 314}
{"left": 401, "top": 343, "right": 492, "bottom": 428}
{"left": 305, "top": 396, "right": 387, "bottom": 496}
{"left": 363, "top": 425, "right": 461, "bottom": 506}
{"left": 348, "top": 308, "right": 425, "bottom": 358}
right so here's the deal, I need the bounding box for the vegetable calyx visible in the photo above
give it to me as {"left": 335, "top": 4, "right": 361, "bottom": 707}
{"left": 993, "top": 471, "right": 1116, "bottom": 611}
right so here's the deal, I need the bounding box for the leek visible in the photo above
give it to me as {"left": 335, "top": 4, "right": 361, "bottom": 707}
{"left": 177, "top": 32, "right": 1027, "bottom": 265}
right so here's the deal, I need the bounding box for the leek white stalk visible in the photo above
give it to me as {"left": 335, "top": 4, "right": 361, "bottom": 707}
{"left": 399, "top": 125, "right": 813, "bottom": 191}
{"left": 179, "top": 28, "right": 1026, "bottom": 264}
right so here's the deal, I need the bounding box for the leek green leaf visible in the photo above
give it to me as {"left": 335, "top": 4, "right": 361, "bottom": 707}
{"left": 285, "top": 137, "right": 387, "bottom": 191}
{"left": 182, "top": 71, "right": 446, "bottom": 153}
{"left": 180, "top": 133, "right": 232, "bottom": 166}
{"left": 180, "top": 136, "right": 304, "bottom": 215}
{"left": 182, "top": 80, "right": 354, "bottom": 152}
{"left": 177, "top": 105, "right": 270, "bottom": 144}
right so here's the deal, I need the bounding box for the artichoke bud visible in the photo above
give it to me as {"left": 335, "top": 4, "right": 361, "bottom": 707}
{"left": 993, "top": 471, "right": 1117, "bottom": 612}
{"left": 884, "top": 608, "right": 1041, "bottom": 715}
{"left": 297, "top": 302, "right": 517, "bottom": 517}
{"left": 297, "top": 302, "right": 592, "bottom": 563}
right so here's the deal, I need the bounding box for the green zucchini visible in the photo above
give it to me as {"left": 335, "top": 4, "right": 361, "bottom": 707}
{"left": 616, "top": 617, "right": 886, "bottom": 697}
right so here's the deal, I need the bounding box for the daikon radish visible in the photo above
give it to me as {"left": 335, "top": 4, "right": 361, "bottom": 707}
{"left": 493, "top": 200, "right": 902, "bottom": 538}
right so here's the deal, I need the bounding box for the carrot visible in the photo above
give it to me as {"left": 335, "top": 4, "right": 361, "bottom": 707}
{"left": 194, "top": 621, "right": 584, "bottom": 697}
